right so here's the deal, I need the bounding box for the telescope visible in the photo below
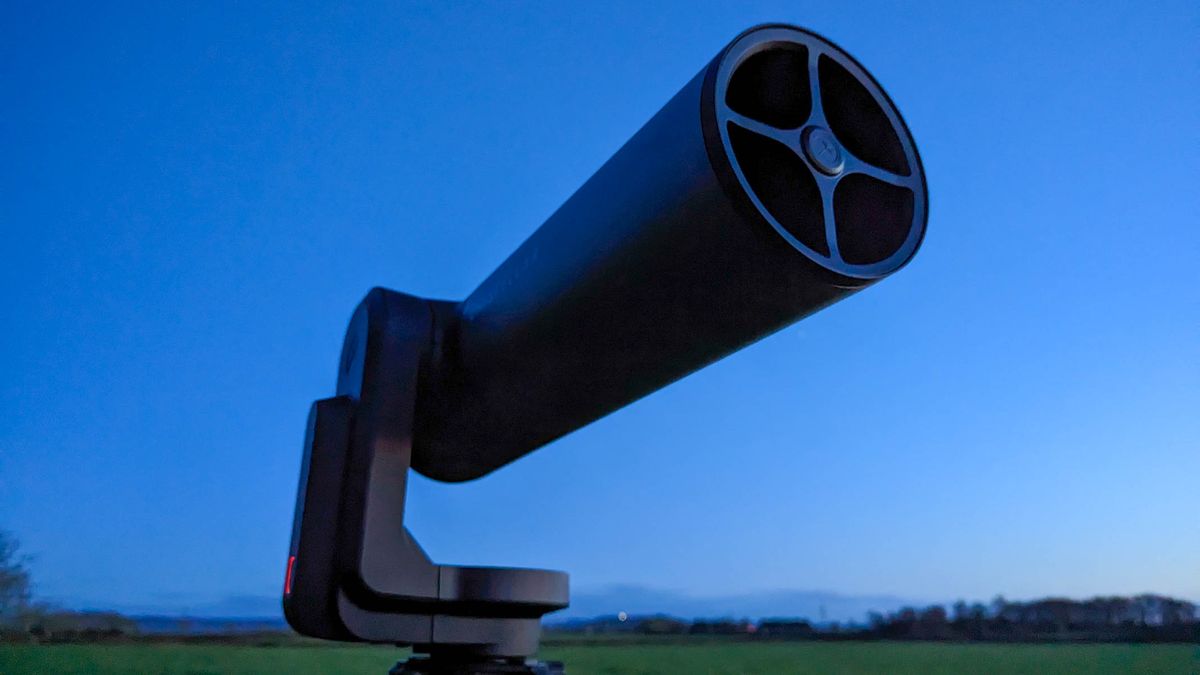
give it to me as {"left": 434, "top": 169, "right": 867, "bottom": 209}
{"left": 284, "top": 24, "right": 927, "bottom": 674}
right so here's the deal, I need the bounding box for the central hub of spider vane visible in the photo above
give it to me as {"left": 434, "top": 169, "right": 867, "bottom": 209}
{"left": 802, "top": 126, "right": 844, "bottom": 176}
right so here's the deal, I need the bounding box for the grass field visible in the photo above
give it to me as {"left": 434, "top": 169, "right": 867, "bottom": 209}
{"left": 1, "top": 641, "right": 1197, "bottom": 674}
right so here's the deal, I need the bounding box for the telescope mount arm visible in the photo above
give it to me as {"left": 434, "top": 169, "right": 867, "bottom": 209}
{"left": 284, "top": 288, "right": 568, "bottom": 671}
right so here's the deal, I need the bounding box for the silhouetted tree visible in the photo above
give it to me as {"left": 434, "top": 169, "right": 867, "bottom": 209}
{"left": 0, "top": 531, "right": 32, "bottom": 625}
{"left": 989, "top": 595, "right": 1008, "bottom": 618}
{"left": 919, "top": 606, "right": 947, "bottom": 624}
{"left": 952, "top": 600, "right": 969, "bottom": 622}
{"left": 867, "top": 611, "right": 885, "bottom": 630}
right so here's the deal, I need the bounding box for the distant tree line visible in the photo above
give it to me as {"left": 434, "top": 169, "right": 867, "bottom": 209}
{"left": 862, "top": 595, "right": 1198, "bottom": 643}
{"left": 551, "top": 595, "right": 1199, "bottom": 644}
{"left": 5, "top": 528, "right": 1199, "bottom": 644}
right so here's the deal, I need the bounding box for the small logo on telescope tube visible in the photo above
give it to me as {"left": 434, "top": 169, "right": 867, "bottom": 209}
{"left": 802, "top": 126, "right": 844, "bottom": 176}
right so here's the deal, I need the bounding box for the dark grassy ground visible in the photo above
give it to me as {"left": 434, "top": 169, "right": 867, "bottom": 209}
{"left": 1, "top": 640, "right": 1197, "bottom": 674}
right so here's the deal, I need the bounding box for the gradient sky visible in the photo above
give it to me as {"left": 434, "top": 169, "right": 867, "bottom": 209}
{"left": 2, "top": 1, "right": 1197, "bottom": 615}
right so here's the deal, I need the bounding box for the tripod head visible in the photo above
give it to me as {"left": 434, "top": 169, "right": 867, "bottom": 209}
{"left": 284, "top": 24, "right": 927, "bottom": 669}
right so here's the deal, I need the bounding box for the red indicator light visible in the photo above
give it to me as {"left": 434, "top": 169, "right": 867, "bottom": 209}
{"left": 285, "top": 555, "right": 296, "bottom": 596}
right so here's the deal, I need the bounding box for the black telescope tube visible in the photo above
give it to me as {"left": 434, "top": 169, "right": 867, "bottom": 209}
{"left": 411, "top": 24, "right": 928, "bottom": 481}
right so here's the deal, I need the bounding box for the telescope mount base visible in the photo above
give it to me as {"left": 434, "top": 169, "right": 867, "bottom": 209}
{"left": 391, "top": 656, "right": 564, "bottom": 675}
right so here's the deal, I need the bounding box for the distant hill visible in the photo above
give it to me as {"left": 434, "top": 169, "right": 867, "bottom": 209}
{"left": 72, "top": 586, "right": 917, "bottom": 627}
{"left": 75, "top": 594, "right": 284, "bottom": 620}
{"left": 554, "top": 585, "right": 918, "bottom": 624}
{"left": 132, "top": 615, "right": 288, "bottom": 635}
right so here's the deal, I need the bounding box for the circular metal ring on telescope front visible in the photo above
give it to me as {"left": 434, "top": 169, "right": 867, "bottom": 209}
{"left": 711, "top": 25, "right": 928, "bottom": 280}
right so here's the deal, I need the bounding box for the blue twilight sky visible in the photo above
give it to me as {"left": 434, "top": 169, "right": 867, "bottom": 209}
{"left": 2, "top": 1, "right": 1198, "bottom": 615}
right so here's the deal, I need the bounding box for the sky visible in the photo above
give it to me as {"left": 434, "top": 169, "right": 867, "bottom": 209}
{"left": 2, "top": 1, "right": 1198, "bottom": 616}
